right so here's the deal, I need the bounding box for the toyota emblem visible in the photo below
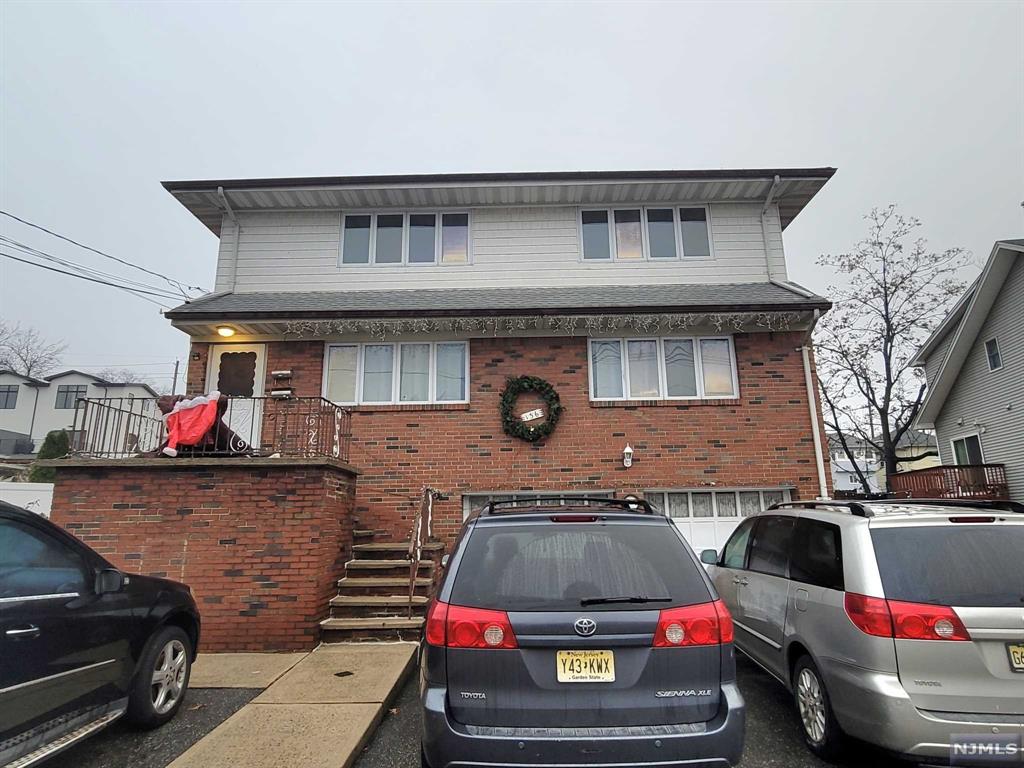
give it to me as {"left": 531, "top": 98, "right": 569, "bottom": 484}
{"left": 574, "top": 617, "right": 597, "bottom": 637}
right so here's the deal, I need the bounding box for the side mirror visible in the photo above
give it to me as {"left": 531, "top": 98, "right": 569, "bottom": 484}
{"left": 95, "top": 568, "right": 126, "bottom": 595}
{"left": 700, "top": 549, "right": 719, "bottom": 565}
{"left": 440, "top": 554, "right": 450, "bottom": 569}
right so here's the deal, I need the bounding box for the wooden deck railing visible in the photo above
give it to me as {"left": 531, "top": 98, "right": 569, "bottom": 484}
{"left": 889, "top": 464, "right": 1009, "bottom": 500}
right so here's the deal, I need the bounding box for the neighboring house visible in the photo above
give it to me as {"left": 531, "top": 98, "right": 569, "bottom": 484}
{"left": 157, "top": 167, "right": 836, "bottom": 551}
{"left": 827, "top": 428, "right": 938, "bottom": 493}
{"left": 911, "top": 239, "right": 1024, "bottom": 501}
{"left": 0, "top": 369, "right": 157, "bottom": 455}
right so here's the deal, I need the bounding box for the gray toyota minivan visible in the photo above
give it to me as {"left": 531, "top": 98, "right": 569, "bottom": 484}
{"left": 705, "top": 498, "right": 1024, "bottom": 763}
{"left": 420, "top": 497, "right": 745, "bottom": 768}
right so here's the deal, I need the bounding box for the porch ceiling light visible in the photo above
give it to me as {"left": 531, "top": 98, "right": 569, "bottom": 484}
{"left": 216, "top": 326, "right": 236, "bottom": 337}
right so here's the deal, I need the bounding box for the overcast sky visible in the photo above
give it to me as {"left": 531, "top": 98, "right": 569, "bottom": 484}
{"left": 1, "top": 1, "right": 1021, "bottom": 392}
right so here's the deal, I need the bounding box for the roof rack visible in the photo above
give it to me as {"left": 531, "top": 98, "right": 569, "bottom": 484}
{"left": 768, "top": 500, "right": 873, "bottom": 518}
{"left": 480, "top": 497, "right": 656, "bottom": 516}
{"left": 868, "top": 498, "right": 1024, "bottom": 514}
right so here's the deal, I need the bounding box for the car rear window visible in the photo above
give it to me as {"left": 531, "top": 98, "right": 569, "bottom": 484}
{"left": 449, "top": 521, "right": 711, "bottom": 611}
{"left": 871, "top": 525, "right": 1024, "bottom": 607}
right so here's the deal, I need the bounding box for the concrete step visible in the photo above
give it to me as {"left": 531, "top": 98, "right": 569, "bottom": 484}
{"left": 320, "top": 616, "right": 424, "bottom": 643}
{"left": 330, "top": 594, "right": 429, "bottom": 607}
{"left": 351, "top": 542, "right": 445, "bottom": 560}
{"left": 336, "top": 577, "right": 433, "bottom": 597}
{"left": 345, "top": 559, "right": 434, "bottom": 576}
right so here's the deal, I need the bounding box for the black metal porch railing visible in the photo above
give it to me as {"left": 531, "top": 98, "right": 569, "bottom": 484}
{"left": 69, "top": 396, "right": 351, "bottom": 462}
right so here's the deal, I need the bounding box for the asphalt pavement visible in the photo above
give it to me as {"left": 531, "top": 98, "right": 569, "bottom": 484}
{"left": 46, "top": 688, "right": 260, "bottom": 768}
{"left": 354, "top": 655, "right": 925, "bottom": 768}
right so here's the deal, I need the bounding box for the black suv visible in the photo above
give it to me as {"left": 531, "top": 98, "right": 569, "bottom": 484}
{"left": 0, "top": 501, "right": 200, "bottom": 767}
{"left": 420, "top": 498, "right": 745, "bottom": 768}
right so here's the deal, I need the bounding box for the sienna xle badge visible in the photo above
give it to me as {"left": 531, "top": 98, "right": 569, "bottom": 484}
{"left": 419, "top": 497, "right": 745, "bottom": 768}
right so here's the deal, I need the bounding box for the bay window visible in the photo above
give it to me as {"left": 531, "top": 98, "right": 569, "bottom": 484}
{"left": 588, "top": 336, "right": 738, "bottom": 400}
{"left": 324, "top": 341, "right": 469, "bottom": 405}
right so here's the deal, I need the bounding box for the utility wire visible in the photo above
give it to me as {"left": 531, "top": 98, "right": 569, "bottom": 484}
{"left": 0, "top": 236, "right": 184, "bottom": 298}
{"left": 1, "top": 251, "right": 174, "bottom": 307}
{"left": 0, "top": 210, "right": 208, "bottom": 297}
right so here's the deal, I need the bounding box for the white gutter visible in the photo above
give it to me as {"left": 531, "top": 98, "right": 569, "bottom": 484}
{"left": 760, "top": 174, "right": 782, "bottom": 278}
{"left": 217, "top": 186, "right": 241, "bottom": 291}
{"left": 800, "top": 309, "right": 829, "bottom": 499}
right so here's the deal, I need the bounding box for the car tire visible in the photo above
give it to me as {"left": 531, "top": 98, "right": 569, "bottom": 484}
{"left": 792, "top": 655, "right": 844, "bottom": 760}
{"left": 126, "top": 625, "right": 193, "bottom": 728}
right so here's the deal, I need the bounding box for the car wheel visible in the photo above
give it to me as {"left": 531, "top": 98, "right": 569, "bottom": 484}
{"left": 793, "top": 655, "right": 844, "bottom": 760}
{"left": 126, "top": 625, "right": 193, "bottom": 728}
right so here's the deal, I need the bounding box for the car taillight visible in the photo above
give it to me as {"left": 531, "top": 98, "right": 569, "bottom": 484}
{"left": 425, "top": 601, "right": 518, "bottom": 649}
{"left": 653, "top": 600, "right": 733, "bottom": 647}
{"left": 550, "top": 515, "right": 598, "bottom": 522}
{"left": 844, "top": 593, "right": 970, "bottom": 641}
{"left": 888, "top": 599, "right": 970, "bottom": 641}
{"left": 425, "top": 599, "right": 448, "bottom": 647}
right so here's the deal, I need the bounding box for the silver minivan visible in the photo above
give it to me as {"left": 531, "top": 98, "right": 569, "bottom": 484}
{"left": 702, "top": 499, "right": 1024, "bottom": 763}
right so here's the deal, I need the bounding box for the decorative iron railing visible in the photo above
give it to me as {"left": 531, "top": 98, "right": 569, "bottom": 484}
{"left": 69, "top": 396, "right": 351, "bottom": 462}
{"left": 888, "top": 464, "right": 1009, "bottom": 500}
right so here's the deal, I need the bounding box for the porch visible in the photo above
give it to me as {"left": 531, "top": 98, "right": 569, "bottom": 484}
{"left": 888, "top": 463, "right": 1010, "bottom": 500}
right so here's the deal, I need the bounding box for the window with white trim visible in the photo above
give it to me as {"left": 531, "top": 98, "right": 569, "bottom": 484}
{"left": 588, "top": 336, "right": 738, "bottom": 400}
{"left": 985, "top": 338, "right": 1002, "bottom": 371}
{"left": 323, "top": 341, "right": 468, "bottom": 405}
{"left": 340, "top": 212, "right": 469, "bottom": 265}
{"left": 579, "top": 206, "right": 711, "bottom": 261}
{"left": 644, "top": 488, "right": 792, "bottom": 519}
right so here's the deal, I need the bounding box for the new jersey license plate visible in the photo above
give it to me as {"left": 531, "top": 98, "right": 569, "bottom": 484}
{"left": 556, "top": 650, "right": 615, "bottom": 683}
{"left": 1007, "top": 643, "right": 1024, "bottom": 673}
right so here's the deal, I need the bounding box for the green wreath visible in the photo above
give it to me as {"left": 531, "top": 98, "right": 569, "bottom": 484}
{"left": 500, "top": 375, "right": 564, "bottom": 443}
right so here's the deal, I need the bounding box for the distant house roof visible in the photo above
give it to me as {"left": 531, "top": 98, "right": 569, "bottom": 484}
{"left": 913, "top": 239, "right": 1024, "bottom": 428}
{"left": 165, "top": 281, "right": 831, "bottom": 322}
{"left": 162, "top": 166, "right": 836, "bottom": 236}
{"left": 0, "top": 369, "right": 48, "bottom": 386}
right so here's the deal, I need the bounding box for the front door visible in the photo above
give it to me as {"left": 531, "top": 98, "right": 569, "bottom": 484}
{"left": 205, "top": 344, "right": 266, "bottom": 449}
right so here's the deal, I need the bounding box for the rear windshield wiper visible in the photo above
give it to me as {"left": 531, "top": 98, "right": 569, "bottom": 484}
{"left": 579, "top": 595, "right": 672, "bottom": 606}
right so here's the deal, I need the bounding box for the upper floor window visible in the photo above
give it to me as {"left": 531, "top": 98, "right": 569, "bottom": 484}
{"left": 579, "top": 206, "right": 711, "bottom": 261}
{"left": 588, "top": 336, "right": 738, "bottom": 401}
{"left": 55, "top": 384, "right": 87, "bottom": 409}
{"left": 951, "top": 434, "right": 983, "bottom": 465}
{"left": 324, "top": 341, "right": 468, "bottom": 405}
{"left": 340, "top": 212, "right": 469, "bottom": 266}
{"left": 0, "top": 385, "right": 17, "bottom": 409}
{"left": 985, "top": 338, "right": 1002, "bottom": 371}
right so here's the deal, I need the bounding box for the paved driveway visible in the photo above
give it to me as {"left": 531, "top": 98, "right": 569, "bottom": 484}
{"left": 355, "top": 655, "right": 927, "bottom": 768}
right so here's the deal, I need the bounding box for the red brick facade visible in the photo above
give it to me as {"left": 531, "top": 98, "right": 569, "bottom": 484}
{"left": 188, "top": 332, "right": 831, "bottom": 543}
{"left": 48, "top": 458, "right": 357, "bottom": 651}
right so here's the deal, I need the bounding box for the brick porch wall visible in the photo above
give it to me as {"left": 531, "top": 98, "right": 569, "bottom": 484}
{"left": 47, "top": 458, "right": 358, "bottom": 652}
{"left": 188, "top": 333, "right": 831, "bottom": 543}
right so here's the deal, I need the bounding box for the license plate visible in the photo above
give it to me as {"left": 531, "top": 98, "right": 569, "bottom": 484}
{"left": 556, "top": 650, "right": 615, "bottom": 683}
{"left": 1007, "top": 643, "right": 1024, "bottom": 673}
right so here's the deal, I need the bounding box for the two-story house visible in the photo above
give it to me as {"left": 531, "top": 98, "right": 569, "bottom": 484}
{"left": 162, "top": 168, "right": 835, "bottom": 551}
{"left": 909, "top": 239, "right": 1023, "bottom": 501}
{"left": 0, "top": 369, "right": 157, "bottom": 456}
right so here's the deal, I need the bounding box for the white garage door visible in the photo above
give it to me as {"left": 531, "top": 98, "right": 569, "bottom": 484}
{"left": 643, "top": 488, "right": 793, "bottom": 553}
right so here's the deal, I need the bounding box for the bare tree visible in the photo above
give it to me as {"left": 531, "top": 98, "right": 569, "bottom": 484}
{"left": 95, "top": 367, "right": 159, "bottom": 389}
{"left": 815, "top": 206, "right": 970, "bottom": 490}
{"left": 0, "top": 320, "right": 66, "bottom": 377}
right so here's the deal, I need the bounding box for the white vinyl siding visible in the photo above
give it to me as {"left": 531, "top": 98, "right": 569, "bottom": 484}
{"left": 323, "top": 341, "right": 469, "bottom": 405}
{"left": 588, "top": 336, "right": 738, "bottom": 401}
{"left": 213, "top": 203, "right": 784, "bottom": 293}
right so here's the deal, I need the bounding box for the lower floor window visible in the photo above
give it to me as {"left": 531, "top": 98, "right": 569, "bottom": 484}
{"left": 589, "top": 336, "right": 738, "bottom": 400}
{"left": 324, "top": 341, "right": 468, "bottom": 405}
{"left": 644, "top": 488, "right": 792, "bottom": 519}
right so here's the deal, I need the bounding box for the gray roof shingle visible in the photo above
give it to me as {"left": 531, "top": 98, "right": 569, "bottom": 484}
{"left": 166, "top": 282, "right": 830, "bottom": 320}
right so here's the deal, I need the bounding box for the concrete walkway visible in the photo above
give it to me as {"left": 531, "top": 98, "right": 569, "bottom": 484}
{"left": 170, "top": 644, "right": 417, "bottom": 768}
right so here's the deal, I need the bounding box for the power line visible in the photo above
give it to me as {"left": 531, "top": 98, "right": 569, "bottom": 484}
{"left": 0, "top": 210, "right": 208, "bottom": 297}
{"left": 0, "top": 236, "right": 185, "bottom": 298}
{"left": 1, "top": 251, "right": 175, "bottom": 307}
